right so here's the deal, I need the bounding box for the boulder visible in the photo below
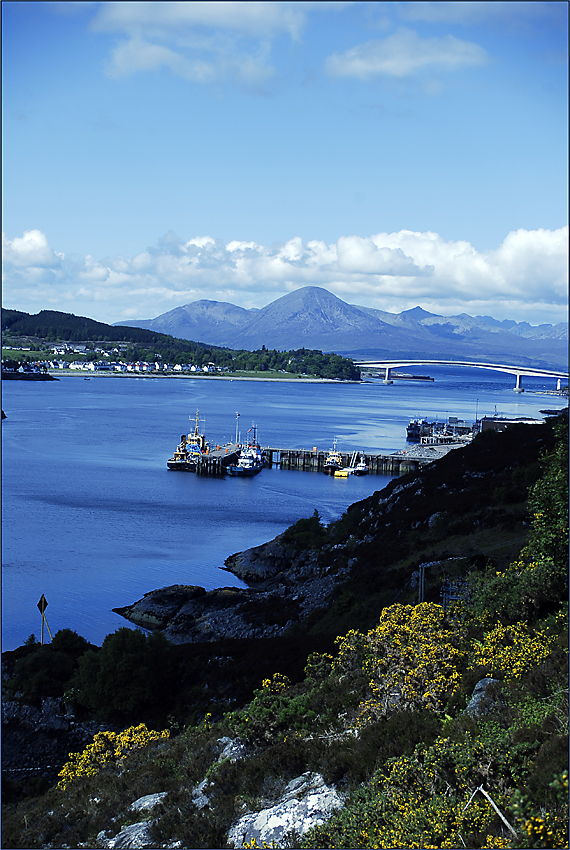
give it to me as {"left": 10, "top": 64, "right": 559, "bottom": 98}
{"left": 130, "top": 792, "right": 167, "bottom": 812}
{"left": 227, "top": 772, "right": 343, "bottom": 848}
{"left": 465, "top": 678, "right": 501, "bottom": 717}
{"left": 217, "top": 736, "right": 246, "bottom": 763}
{"left": 223, "top": 537, "right": 292, "bottom": 583}
{"left": 102, "top": 822, "right": 155, "bottom": 849}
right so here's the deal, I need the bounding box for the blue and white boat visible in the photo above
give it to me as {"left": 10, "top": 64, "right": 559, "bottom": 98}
{"left": 227, "top": 426, "right": 264, "bottom": 477}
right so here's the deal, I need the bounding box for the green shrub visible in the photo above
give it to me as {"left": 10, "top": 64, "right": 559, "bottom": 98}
{"left": 75, "top": 628, "right": 176, "bottom": 723}
{"left": 6, "top": 630, "right": 91, "bottom": 703}
{"left": 282, "top": 509, "right": 327, "bottom": 549}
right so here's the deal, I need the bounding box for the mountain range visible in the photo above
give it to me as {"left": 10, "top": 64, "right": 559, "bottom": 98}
{"left": 117, "top": 286, "right": 568, "bottom": 371}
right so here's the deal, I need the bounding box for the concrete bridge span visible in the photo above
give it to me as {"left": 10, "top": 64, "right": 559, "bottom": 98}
{"left": 355, "top": 359, "right": 569, "bottom": 392}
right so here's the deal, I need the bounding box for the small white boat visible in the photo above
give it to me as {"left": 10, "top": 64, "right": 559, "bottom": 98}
{"left": 352, "top": 453, "right": 369, "bottom": 475}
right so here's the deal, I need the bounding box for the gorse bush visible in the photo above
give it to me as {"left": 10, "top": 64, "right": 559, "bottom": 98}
{"left": 469, "top": 621, "right": 556, "bottom": 681}
{"left": 57, "top": 723, "right": 170, "bottom": 790}
{"left": 361, "top": 603, "right": 465, "bottom": 717}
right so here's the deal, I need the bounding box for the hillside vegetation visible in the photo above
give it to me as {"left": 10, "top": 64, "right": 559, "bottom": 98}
{"left": 1, "top": 414, "right": 568, "bottom": 849}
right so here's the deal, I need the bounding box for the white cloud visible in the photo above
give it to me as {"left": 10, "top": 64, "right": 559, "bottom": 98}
{"left": 325, "top": 27, "right": 489, "bottom": 78}
{"left": 106, "top": 36, "right": 217, "bottom": 81}
{"left": 87, "top": 1, "right": 346, "bottom": 88}
{"left": 2, "top": 229, "right": 63, "bottom": 268}
{"left": 2, "top": 227, "right": 567, "bottom": 327}
{"left": 90, "top": 2, "right": 311, "bottom": 40}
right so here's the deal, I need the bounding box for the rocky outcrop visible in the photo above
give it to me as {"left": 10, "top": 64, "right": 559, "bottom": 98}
{"left": 114, "top": 536, "right": 348, "bottom": 644}
{"left": 223, "top": 536, "right": 300, "bottom": 583}
{"left": 227, "top": 772, "right": 343, "bottom": 848}
{"left": 191, "top": 736, "right": 248, "bottom": 810}
{"left": 99, "top": 821, "right": 155, "bottom": 849}
{"left": 2, "top": 698, "right": 114, "bottom": 786}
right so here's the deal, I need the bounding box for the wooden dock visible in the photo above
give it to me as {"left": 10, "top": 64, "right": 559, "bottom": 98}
{"left": 261, "top": 448, "right": 426, "bottom": 475}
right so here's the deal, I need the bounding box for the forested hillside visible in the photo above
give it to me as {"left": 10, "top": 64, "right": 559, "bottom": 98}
{"left": 1, "top": 308, "right": 360, "bottom": 380}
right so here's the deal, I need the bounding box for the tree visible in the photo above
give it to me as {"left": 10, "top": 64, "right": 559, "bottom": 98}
{"left": 76, "top": 628, "right": 176, "bottom": 722}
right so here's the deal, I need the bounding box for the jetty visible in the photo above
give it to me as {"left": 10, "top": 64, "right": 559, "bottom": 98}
{"left": 261, "top": 447, "right": 432, "bottom": 475}
{"left": 176, "top": 443, "right": 465, "bottom": 477}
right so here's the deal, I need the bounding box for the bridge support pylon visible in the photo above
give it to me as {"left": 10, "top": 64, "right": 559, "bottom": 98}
{"left": 514, "top": 373, "right": 524, "bottom": 393}
{"left": 383, "top": 366, "right": 393, "bottom": 385}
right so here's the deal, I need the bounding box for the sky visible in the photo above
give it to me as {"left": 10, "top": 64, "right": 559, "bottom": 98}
{"left": 2, "top": 1, "right": 568, "bottom": 327}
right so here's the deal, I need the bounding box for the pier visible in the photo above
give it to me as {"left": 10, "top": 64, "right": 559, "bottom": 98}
{"left": 261, "top": 448, "right": 428, "bottom": 475}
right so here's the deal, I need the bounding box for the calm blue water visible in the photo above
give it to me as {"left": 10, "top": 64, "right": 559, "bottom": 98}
{"left": 2, "top": 371, "right": 566, "bottom": 650}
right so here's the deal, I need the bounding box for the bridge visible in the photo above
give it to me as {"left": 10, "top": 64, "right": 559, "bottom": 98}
{"left": 355, "top": 359, "right": 569, "bottom": 392}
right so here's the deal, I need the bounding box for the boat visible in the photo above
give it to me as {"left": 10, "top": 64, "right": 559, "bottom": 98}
{"left": 352, "top": 453, "right": 369, "bottom": 475}
{"left": 407, "top": 416, "right": 478, "bottom": 444}
{"left": 333, "top": 451, "right": 369, "bottom": 478}
{"left": 323, "top": 439, "right": 343, "bottom": 475}
{"left": 227, "top": 425, "right": 264, "bottom": 477}
{"left": 167, "top": 410, "right": 210, "bottom": 471}
{"left": 406, "top": 418, "right": 434, "bottom": 441}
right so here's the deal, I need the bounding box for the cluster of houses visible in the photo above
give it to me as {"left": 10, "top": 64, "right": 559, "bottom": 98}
{"left": 59, "top": 360, "right": 223, "bottom": 373}
{"left": 3, "top": 358, "right": 224, "bottom": 374}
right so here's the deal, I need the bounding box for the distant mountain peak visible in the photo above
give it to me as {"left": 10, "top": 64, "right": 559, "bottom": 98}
{"left": 112, "top": 287, "right": 567, "bottom": 370}
{"left": 401, "top": 306, "right": 437, "bottom": 320}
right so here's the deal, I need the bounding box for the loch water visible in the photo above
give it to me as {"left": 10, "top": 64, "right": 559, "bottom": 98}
{"left": 2, "top": 370, "right": 566, "bottom": 650}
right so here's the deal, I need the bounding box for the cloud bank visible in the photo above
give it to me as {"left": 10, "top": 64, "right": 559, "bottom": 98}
{"left": 2, "top": 226, "right": 567, "bottom": 327}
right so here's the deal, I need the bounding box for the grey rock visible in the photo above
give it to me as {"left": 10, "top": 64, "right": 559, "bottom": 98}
{"left": 217, "top": 736, "right": 246, "bottom": 763}
{"left": 191, "top": 778, "right": 212, "bottom": 810}
{"left": 465, "top": 678, "right": 501, "bottom": 717}
{"left": 227, "top": 772, "right": 343, "bottom": 848}
{"left": 130, "top": 792, "right": 167, "bottom": 812}
{"left": 104, "top": 822, "right": 155, "bottom": 849}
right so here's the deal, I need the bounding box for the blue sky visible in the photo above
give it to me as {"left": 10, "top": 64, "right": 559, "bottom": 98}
{"left": 2, "top": 1, "right": 568, "bottom": 326}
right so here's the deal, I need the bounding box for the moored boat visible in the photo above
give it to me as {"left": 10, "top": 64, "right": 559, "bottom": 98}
{"left": 227, "top": 425, "right": 264, "bottom": 477}
{"left": 323, "top": 439, "right": 343, "bottom": 475}
{"left": 352, "top": 453, "right": 369, "bottom": 475}
{"left": 167, "top": 410, "right": 210, "bottom": 471}
{"left": 406, "top": 418, "right": 434, "bottom": 441}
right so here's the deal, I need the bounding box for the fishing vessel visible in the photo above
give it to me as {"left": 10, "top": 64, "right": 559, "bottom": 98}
{"left": 167, "top": 410, "right": 210, "bottom": 471}
{"left": 227, "top": 425, "right": 264, "bottom": 477}
{"left": 406, "top": 418, "right": 435, "bottom": 441}
{"left": 323, "top": 439, "right": 343, "bottom": 475}
{"left": 333, "top": 451, "right": 369, "bottom": 478}
{"left": 407, "top": 416, "right": 478, "bottom": 443}
{"left": 167, "top": 411, "right": 240, "bottom": 472}
{"left": 352, "top": 453, "right": 369, "bottom": 475}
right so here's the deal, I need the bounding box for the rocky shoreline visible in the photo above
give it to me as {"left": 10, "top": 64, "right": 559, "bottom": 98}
{"left": 113, "top": 533, "right": 349, "bottom": 643}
